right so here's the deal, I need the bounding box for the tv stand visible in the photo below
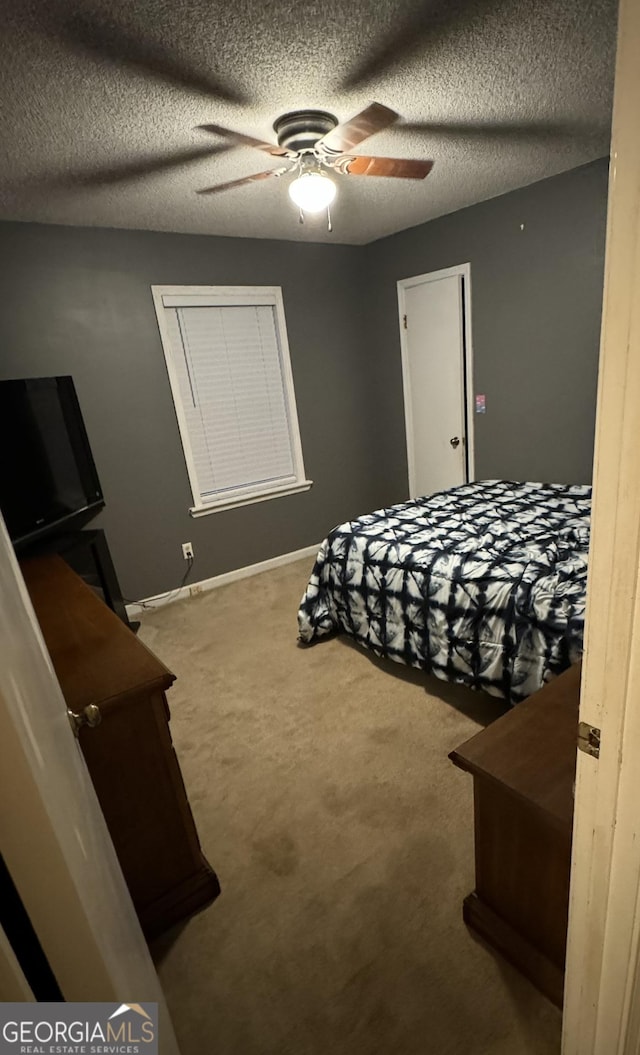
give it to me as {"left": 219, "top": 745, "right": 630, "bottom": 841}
{"left": 21, "top": 528, "right": 136, "bottom": 632}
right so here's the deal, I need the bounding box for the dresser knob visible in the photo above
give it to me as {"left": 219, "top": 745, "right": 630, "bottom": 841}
{"left": 67, "top": 703, "right": 102, "bottom": 738}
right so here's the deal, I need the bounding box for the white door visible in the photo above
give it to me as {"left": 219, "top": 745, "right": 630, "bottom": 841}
{"left": 0, "top": 515, "right": 179, "bottom": 1052}
{"left": 398, "top": 266, "right": 473, "bottom": 499}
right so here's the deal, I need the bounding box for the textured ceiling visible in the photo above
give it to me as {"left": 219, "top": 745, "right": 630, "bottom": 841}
{"left": 0, "top": 0, "right": 617, "bottom": 245}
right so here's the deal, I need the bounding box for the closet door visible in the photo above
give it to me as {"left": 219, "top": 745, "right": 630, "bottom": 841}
{"left": 398, "top": 267, "right": 471, "bottom": 499}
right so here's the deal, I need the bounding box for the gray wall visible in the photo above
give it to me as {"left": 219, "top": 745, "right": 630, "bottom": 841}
{"left": 0, "top": 159, "right": 609, "bottom": 598}
{"left": 365, "top": 158, "right": 609, "bottom": 498}
{"left": 0, "top": 223, "right": 378, "bottom": 598}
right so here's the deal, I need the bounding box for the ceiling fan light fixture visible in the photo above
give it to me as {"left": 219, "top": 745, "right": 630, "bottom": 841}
{"left": 288, "top": 171, "right": 336, "bottom": 213}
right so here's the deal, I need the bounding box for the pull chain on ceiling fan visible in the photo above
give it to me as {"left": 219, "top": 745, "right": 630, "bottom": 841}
{"left": 196, "top": 103, "right": 435, "bottom": 228}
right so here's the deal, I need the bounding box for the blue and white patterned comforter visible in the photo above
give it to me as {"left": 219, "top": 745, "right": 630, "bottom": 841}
{"left": 297, "top": 480, "right": 591, "bottom": 703}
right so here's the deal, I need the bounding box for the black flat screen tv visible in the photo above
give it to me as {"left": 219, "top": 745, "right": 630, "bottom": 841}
{"left": 0, "top": 376, "right": 104, "bottom": 549}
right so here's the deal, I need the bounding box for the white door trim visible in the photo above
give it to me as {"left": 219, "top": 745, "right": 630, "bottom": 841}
{"left": 397, "top": 263, "right": 475, "bottom": 497}
{"left": 562, "top": 0, "right": 640, "bottom": 1049}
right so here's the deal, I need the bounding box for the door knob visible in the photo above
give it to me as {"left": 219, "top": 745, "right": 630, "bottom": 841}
{"left": 67, "top": 703, "right": 102, "bottom": 738}
{"left": 450, "top": 436, "right": 460, "bottom": 449}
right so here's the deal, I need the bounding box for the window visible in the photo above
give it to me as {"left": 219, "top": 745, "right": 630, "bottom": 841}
{"left": 152, "top": 286, "right": 311, "bottom": 515}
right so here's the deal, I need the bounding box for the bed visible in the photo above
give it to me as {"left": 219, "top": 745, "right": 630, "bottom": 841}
{"left": 297, "top": 480, "right": 591, "bottom": 704}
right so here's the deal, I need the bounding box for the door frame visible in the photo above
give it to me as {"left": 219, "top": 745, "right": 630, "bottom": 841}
{"left": 397, "top": 262, "right": 476, "bottom": 497}
{"left": 562, "top": 0, "right": 640, "bottom": 1048}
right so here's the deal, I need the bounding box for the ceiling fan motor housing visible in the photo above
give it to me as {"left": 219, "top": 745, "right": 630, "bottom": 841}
{"left": 273, "top": 110, "right": 338, "bottom": 153}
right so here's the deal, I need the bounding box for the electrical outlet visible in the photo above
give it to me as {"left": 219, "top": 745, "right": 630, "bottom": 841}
{"left": 182, "top": 542, "right": 194, "bottom": 561}
{"left": 190, "top": 583, "right": 203, "bottom": 597}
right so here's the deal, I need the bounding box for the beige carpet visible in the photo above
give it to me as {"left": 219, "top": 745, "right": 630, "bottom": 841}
{"left": 140, "top": 557, "right": 562, "bottom": 1055}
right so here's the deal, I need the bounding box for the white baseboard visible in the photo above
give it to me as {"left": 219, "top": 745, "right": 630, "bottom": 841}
{"left": 126, "top": 543, "right": 320, "bottom": 618}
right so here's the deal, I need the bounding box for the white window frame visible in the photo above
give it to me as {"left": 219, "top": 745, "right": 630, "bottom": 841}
{"left": 151, "top": 285, "right": 312, "bottom": 516}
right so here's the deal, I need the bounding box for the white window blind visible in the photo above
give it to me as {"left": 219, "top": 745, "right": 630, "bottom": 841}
{"left": 152, "top": 287, "right": 311, "bottom": 514}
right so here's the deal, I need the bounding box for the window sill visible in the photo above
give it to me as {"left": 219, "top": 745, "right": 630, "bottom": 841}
{"left": 190, "top": 479, "right": 313, "bottom": 516}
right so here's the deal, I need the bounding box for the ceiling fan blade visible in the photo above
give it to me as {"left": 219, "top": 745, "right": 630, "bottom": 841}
{"left": 196, "top": 167, "right": 290, "bottom": 195}
{"left": 17, "top": 146, "right": 233, "bottom": 190}
{"left": 198, "top": 124, "right": 295, "bottom": 158}
{"left": 59, "top": 13, "right": 247, "bottom": 105}
{"left": 333, "top": 156, "right": 434, "bottom": 179}
{"left": 70, "top": 145, "right": 232, "bottom": 187}
{"left": 340, "top": 0, "right": 482, "bottom": 90}
{"left": 317, "top": 104, "right": 399, "bottom": 154}
{"left": 399, "top": 119, "right": 593, "bottom": 142}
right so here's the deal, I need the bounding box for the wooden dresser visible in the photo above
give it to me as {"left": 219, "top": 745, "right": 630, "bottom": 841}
{"left": 449, "top": 662, "right": 581, "bottom": 1007}
{"left": 21, "top": 554, "right": 220, "bottom": 939}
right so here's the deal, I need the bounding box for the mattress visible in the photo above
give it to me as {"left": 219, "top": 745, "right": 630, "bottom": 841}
{"left": 297, "top": 480, "right": 591, "bottom": 703}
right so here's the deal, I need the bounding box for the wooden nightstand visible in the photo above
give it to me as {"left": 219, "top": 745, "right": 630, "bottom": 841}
{"left": 449, "top": 662, "right": 581, "bottom": 1007}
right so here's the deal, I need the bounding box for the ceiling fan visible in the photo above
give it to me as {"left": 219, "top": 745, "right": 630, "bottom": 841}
{"left": 196, "top": 103, "right": 434, "bottom": 223}
{"left": 35, "top": 6, "right": 593, "bottom": 221}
